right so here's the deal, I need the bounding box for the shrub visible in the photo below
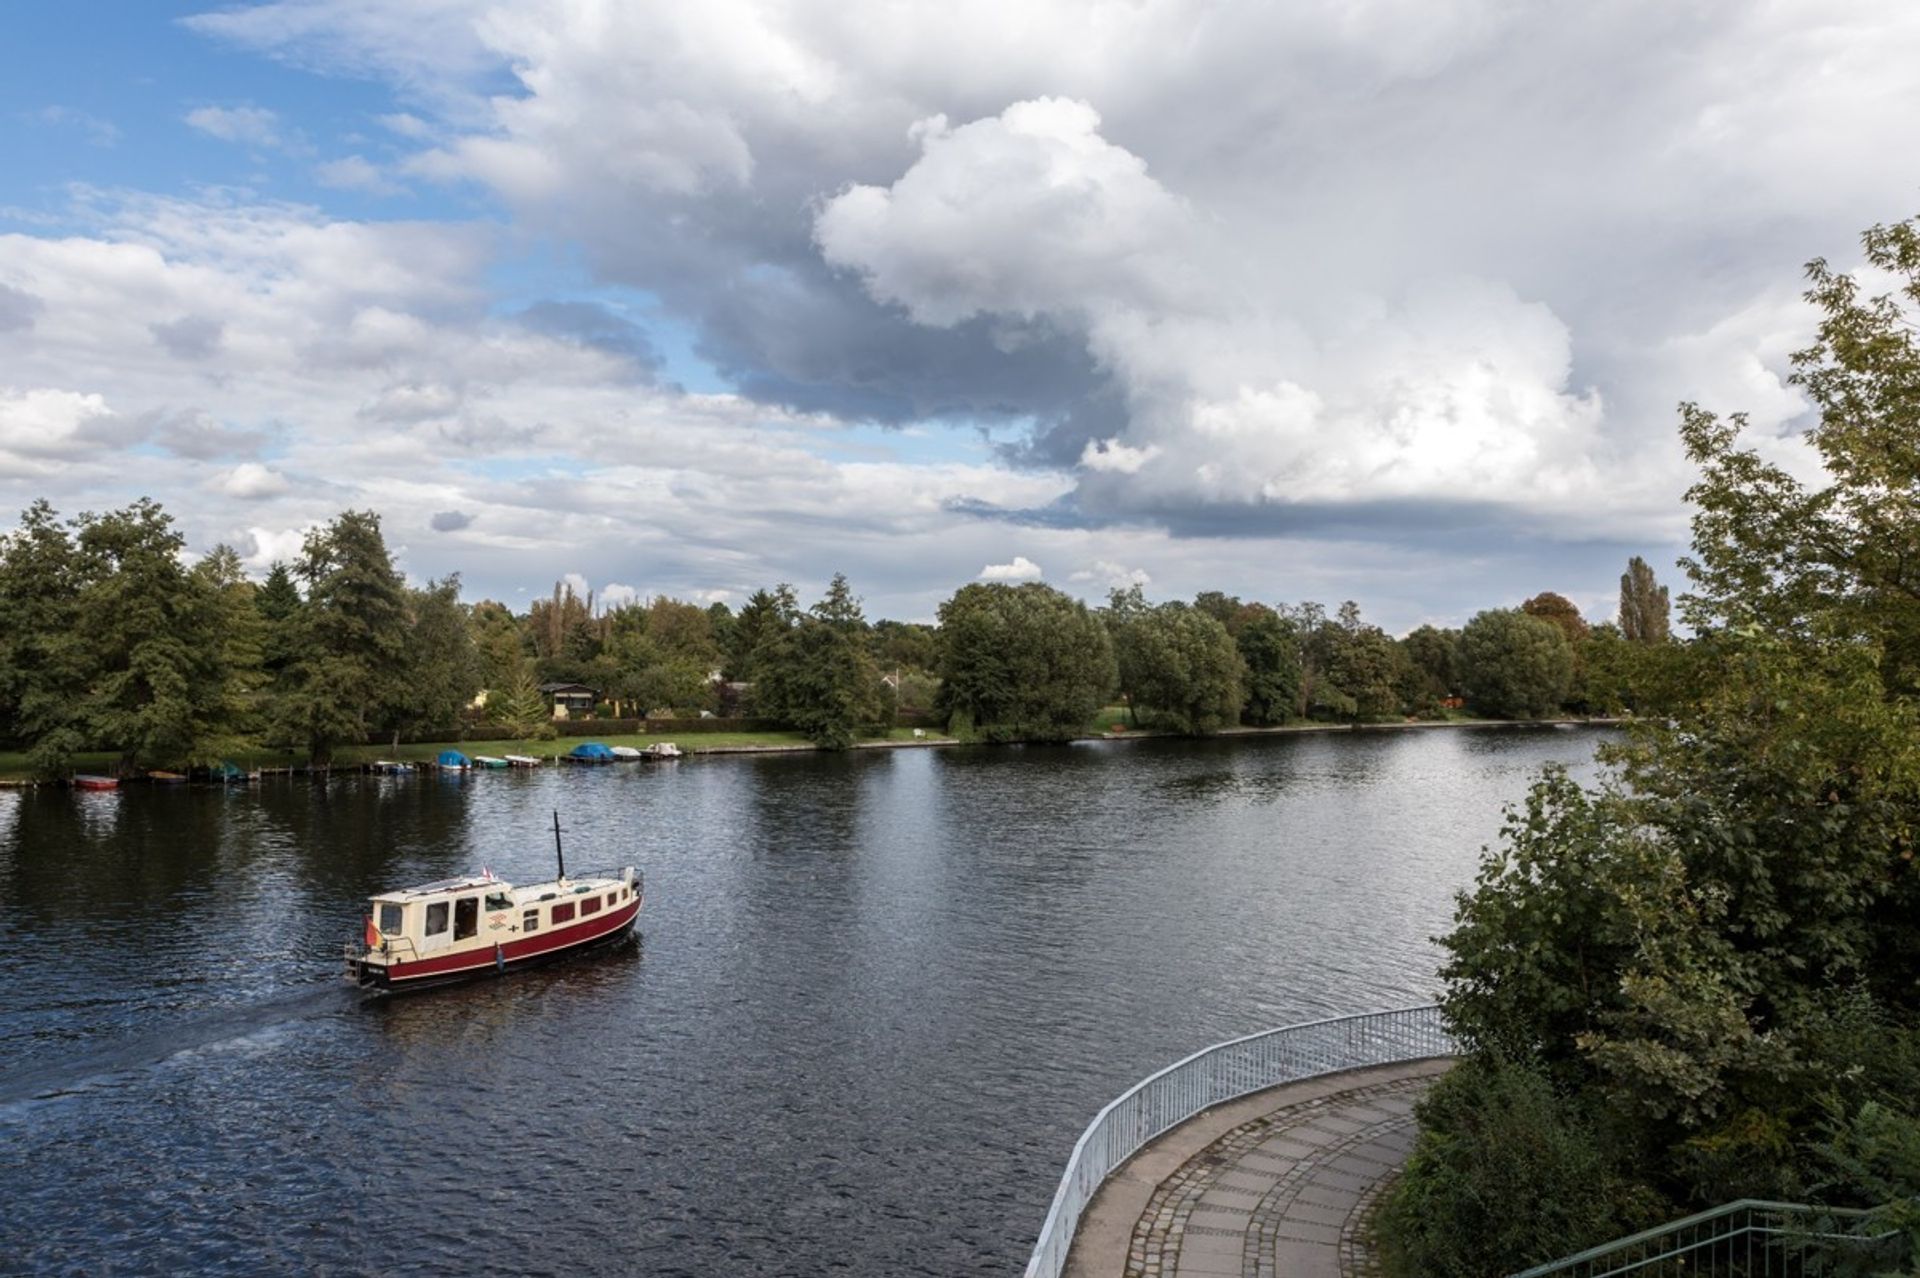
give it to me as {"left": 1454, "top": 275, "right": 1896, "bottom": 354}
{"left": 1377, "top": 1057, "right": 1667, "bottom": 1278}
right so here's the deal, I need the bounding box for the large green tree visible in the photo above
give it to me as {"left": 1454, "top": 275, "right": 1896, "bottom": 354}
{"left": 727, "top": 584, "right": 800, "bottom": 681}
{"left": 390, "top": 576, "right": 480, "bottom": 743}
{"left": 1317, "top": 601, "right": 1401, "bottom": 720}
{"left": 0, "top": 501, "right": 84, "bottom": 768}
{"left": 1236, "top": 607, "right": 1302, "bottom": 726}
{"left": 937, "top": 582, "right": 1115, "bottom": 741}
{"left": 275, "top": 510, "right": 410, "bottom": 763}
{"left": 1457, "top": 609, "right": 1573, "bottom": 718}
{"left": 68, "top": 500, "right": 233, "bottom": 772}
{"left": 1397, "top": 624, "right": 1460, "bottom": 715}
{"left": 753, "top": 616, "right": 891, "bottom": 749}
{"left": 1123, "top": 601, "right": 1244, "bottom": 734}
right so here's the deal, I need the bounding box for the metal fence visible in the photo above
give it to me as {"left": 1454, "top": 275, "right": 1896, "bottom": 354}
{"left": 1509, "top": 1199, "right": 1908, "bottom": 1278}
{"left": 1022, "top": 1003, "right": 1455, "bottom": 1278}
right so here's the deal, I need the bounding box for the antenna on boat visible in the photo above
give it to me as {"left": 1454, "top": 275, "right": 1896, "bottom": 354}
{"left": 552, "top": 808, "right": 567, "bottom": 881}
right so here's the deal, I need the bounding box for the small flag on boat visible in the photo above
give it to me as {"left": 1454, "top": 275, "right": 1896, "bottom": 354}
{"left": 482, "top": 865, "right": 494, "bottom": 881}
{"left": 364, "top": 916, "right": 380, "bottom": 949}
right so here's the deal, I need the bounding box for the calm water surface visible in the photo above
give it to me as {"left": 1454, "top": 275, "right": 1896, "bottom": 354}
{"left": 0, "top": 727, "right": 1611, "bottom": 1276}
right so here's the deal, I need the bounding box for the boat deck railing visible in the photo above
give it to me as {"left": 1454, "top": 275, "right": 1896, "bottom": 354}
{"left": 1023, "top": 1004, "right": 1455, "bottom": 1278}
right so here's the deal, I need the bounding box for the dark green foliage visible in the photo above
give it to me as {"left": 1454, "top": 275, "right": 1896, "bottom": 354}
{"left": 752, "top": 616, "right": 889, "bottom": 749}
{"left": 1387, "top": 214, "right": 1920, "bottom": 1277}
{"left": 812, "top": 572, "right": 865, "bottom": 631}
{"left": 1318, "top": 601, "right": 1401, "bottom": 720}
{"left": 871, "top": 619, "right": 938, "bottom": 673}
{"left": 727, "top": 584, "right": 799, "bottom": 681}
{"left": 0, "top": 501, "right": 85, "bottom": 767}
{"left": 274, "top": 510, "right": 410, "bottom": 763}
{"left": 391, "top": 576, "right": 481, "bottom": 741}
{"left": 1236, "top": 607, "right": 1301, "bottom": 726}
{"left": 1378, "top": 1058, "right": 1668, "bottom": 1278}
{"left": 1458, "top": 608, "right": 1573, "bottom": 718}
{"left": 938, "top": 582, "right": 1115, "bottom": 742}
{"left": 1120, "top": 601, "right": 1243, "bottom": 734}
{"left": 1397, "top": 624, "right": 1459, "bottom": 715}
{"left": 0, "top": 501, "right": 265, "bottom": 773}
{"left": 70, "top": 501, "right": 234, "bottom": 771}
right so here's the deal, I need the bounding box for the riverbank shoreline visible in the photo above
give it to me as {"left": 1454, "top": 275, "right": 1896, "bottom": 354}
{"left": 0, "top": 716, "right": 1623, "bottom": 786}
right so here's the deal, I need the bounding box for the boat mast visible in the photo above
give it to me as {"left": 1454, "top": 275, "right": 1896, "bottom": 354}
{"left": 553, "top": 809, "right": 566, "bottom": 881}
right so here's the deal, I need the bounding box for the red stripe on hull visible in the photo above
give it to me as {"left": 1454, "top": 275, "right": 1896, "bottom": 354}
{"left": 382, "top": 896, "right": 641, "bottom": 982}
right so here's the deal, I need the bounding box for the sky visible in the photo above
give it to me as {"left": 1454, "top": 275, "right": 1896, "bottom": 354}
{"left": 1, "top": 1, "right": 1914, "bottom": 628}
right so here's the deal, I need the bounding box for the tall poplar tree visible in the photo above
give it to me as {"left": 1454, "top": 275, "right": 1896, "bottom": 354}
{"left": 1617, "top": 557, "right": 1670, "bottom": 644}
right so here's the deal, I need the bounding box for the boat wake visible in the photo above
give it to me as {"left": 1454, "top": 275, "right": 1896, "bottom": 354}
{"left": 0, "top": 983, "right": 353, "bottom": 1110}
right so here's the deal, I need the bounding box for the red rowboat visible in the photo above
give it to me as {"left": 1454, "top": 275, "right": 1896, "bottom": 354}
{"left": 73, "top": 775, "right": 119, "bottom": 791}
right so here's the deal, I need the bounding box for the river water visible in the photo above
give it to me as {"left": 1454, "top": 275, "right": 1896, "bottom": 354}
{"left": 0, "top": 726, "right": 1611, "bottom": 1276}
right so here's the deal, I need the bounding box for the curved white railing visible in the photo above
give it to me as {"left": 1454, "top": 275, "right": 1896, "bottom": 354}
{"left": 1023, "top": 1003, "right": 1455, "bottom": 1278}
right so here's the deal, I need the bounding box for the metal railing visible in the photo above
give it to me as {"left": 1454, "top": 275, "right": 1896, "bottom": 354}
{"left": 1023, "top": 1003, "right": 1455, "bottom": 1278}
{"left": 1509, "top": 1198, "right": 1908, "bottom": 1278}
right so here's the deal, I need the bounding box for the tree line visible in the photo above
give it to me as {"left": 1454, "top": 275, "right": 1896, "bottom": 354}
{"left": 0, "top": 495, "right": 1674, "bottom": 773}
{"left": 1375, "top": 213, "right": 1920, "bottom": 1275}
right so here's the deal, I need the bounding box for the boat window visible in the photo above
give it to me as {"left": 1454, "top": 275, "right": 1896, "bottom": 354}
{"left": 605, "top": 892, "right": 616, "bottom": 907}
{"left": 522, "top": 910, "right": 539, "bottom": 933}
{"left": 552, "top": 901, "right": 576, "bottom": 924}
{"left": 581, "top": 896, "right": 601, "bottom": 916}
{"left": 484, "top": 892, "right": 512, "bottom": 912}
{"left": 379, "top": 903, "right": 404, "bottom": 934}
{"left": 425, "top": 901, "right": 449, "bottom": 935}
{"left": 453, "top": 897, "right": 478, "bottom": 940}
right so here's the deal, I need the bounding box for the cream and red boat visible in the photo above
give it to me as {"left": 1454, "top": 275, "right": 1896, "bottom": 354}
{"left": 345, "top": 815, "right": 642, "bottom": 992}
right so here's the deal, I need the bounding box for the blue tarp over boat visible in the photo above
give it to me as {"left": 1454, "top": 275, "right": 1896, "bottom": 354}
{"left": 437, "top": 750, "right": 473, "bottom": 769}
{"left": 567, "top": 742, "right": 616, "bottom": 762}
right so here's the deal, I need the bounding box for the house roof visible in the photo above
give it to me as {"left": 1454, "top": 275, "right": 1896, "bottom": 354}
{"left": 538, "top": 682, "right": 596, "bottom": 694}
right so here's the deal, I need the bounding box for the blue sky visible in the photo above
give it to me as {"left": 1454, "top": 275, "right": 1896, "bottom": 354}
{"left": 2, "top": 1, "right": 1914, "bottom": 625}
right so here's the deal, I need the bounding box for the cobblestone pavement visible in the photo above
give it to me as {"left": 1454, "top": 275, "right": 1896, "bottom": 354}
{"left": 1117, "top": 1073, "right": 1436, "bottom": 1278}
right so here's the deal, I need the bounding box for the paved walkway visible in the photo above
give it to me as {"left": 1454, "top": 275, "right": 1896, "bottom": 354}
{"left": 1064, "top": 1058, "right": 1453, "bottom": 1278}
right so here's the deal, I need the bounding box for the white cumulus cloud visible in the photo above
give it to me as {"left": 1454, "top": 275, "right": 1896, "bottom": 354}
{"left": 213, "top": 462, "right": 292, "bottom": 499}
{"left": 978, "top": 555, "right": 1043, "bottom": 582}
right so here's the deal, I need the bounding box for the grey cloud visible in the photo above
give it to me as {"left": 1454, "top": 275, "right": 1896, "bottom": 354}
{"left": 430, "top": 509, "right": 474, "bottom": 531}
{"left": 150, "top": 315, "right": 225, "bottom": 360}
{"left": 144, "top": 407, "right": 269, "bottom": 460}
{"left": 0, "top": 284, "right": 44, "bottom": 333}
{"left": 695, "top": 261, "right": 1113, "bottom": 425}
{"left": 515, "top": 301, "right": 662, "bottom": 377}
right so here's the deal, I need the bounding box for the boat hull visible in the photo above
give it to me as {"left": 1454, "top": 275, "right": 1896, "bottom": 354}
{"left": 349, "top": 895, "right": 642, "bottom": 993}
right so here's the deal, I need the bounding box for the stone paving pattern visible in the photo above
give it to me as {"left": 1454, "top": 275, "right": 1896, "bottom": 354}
{"left": 1071, "top": 1064, "right": 1444, "bottom": 1278}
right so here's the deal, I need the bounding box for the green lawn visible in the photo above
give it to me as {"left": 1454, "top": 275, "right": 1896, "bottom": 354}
{"left": 0, "top": 726, "right": 943, "bottom": 781}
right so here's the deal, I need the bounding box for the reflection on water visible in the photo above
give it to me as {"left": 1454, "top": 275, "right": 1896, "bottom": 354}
{"left": 0, "top": 726, "right": 1611, "bottom": 1276}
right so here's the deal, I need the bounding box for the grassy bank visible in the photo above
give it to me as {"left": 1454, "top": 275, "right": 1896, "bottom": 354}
{"left": 0, "top": 714, "right": 1618, "bottom": 784}
{"left": 0, "top": 727, "right": 940, "bottom": 782}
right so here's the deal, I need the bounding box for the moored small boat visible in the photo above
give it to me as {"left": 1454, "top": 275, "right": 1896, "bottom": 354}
{"left": 436, "top": 750, "right": 473, "bottom": 771}
{"left": 72, "top": 774, "right": 119, "bottom": 791}
{"left": 504, "top": 754, "right": 541, "bottom": 768}
{"left": 609, "top": 745, "right": 644, "bottom": 760}
{"left": 473, "top": 755, "right": 510, "bottom": 769}
{"left": 643, "top": 742, "right": 683, "bottom": 761}
{"left": 565, "top": 742, "right": 616, "bottom": 764}
{"left": 369, "top": 760, "right": 412, "bottom": 775}
{"left": 146, "top": 770, "right": 187, "bottom": 784}
{"left": 345, "top": 813, "right": 643, "bottom": 992}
